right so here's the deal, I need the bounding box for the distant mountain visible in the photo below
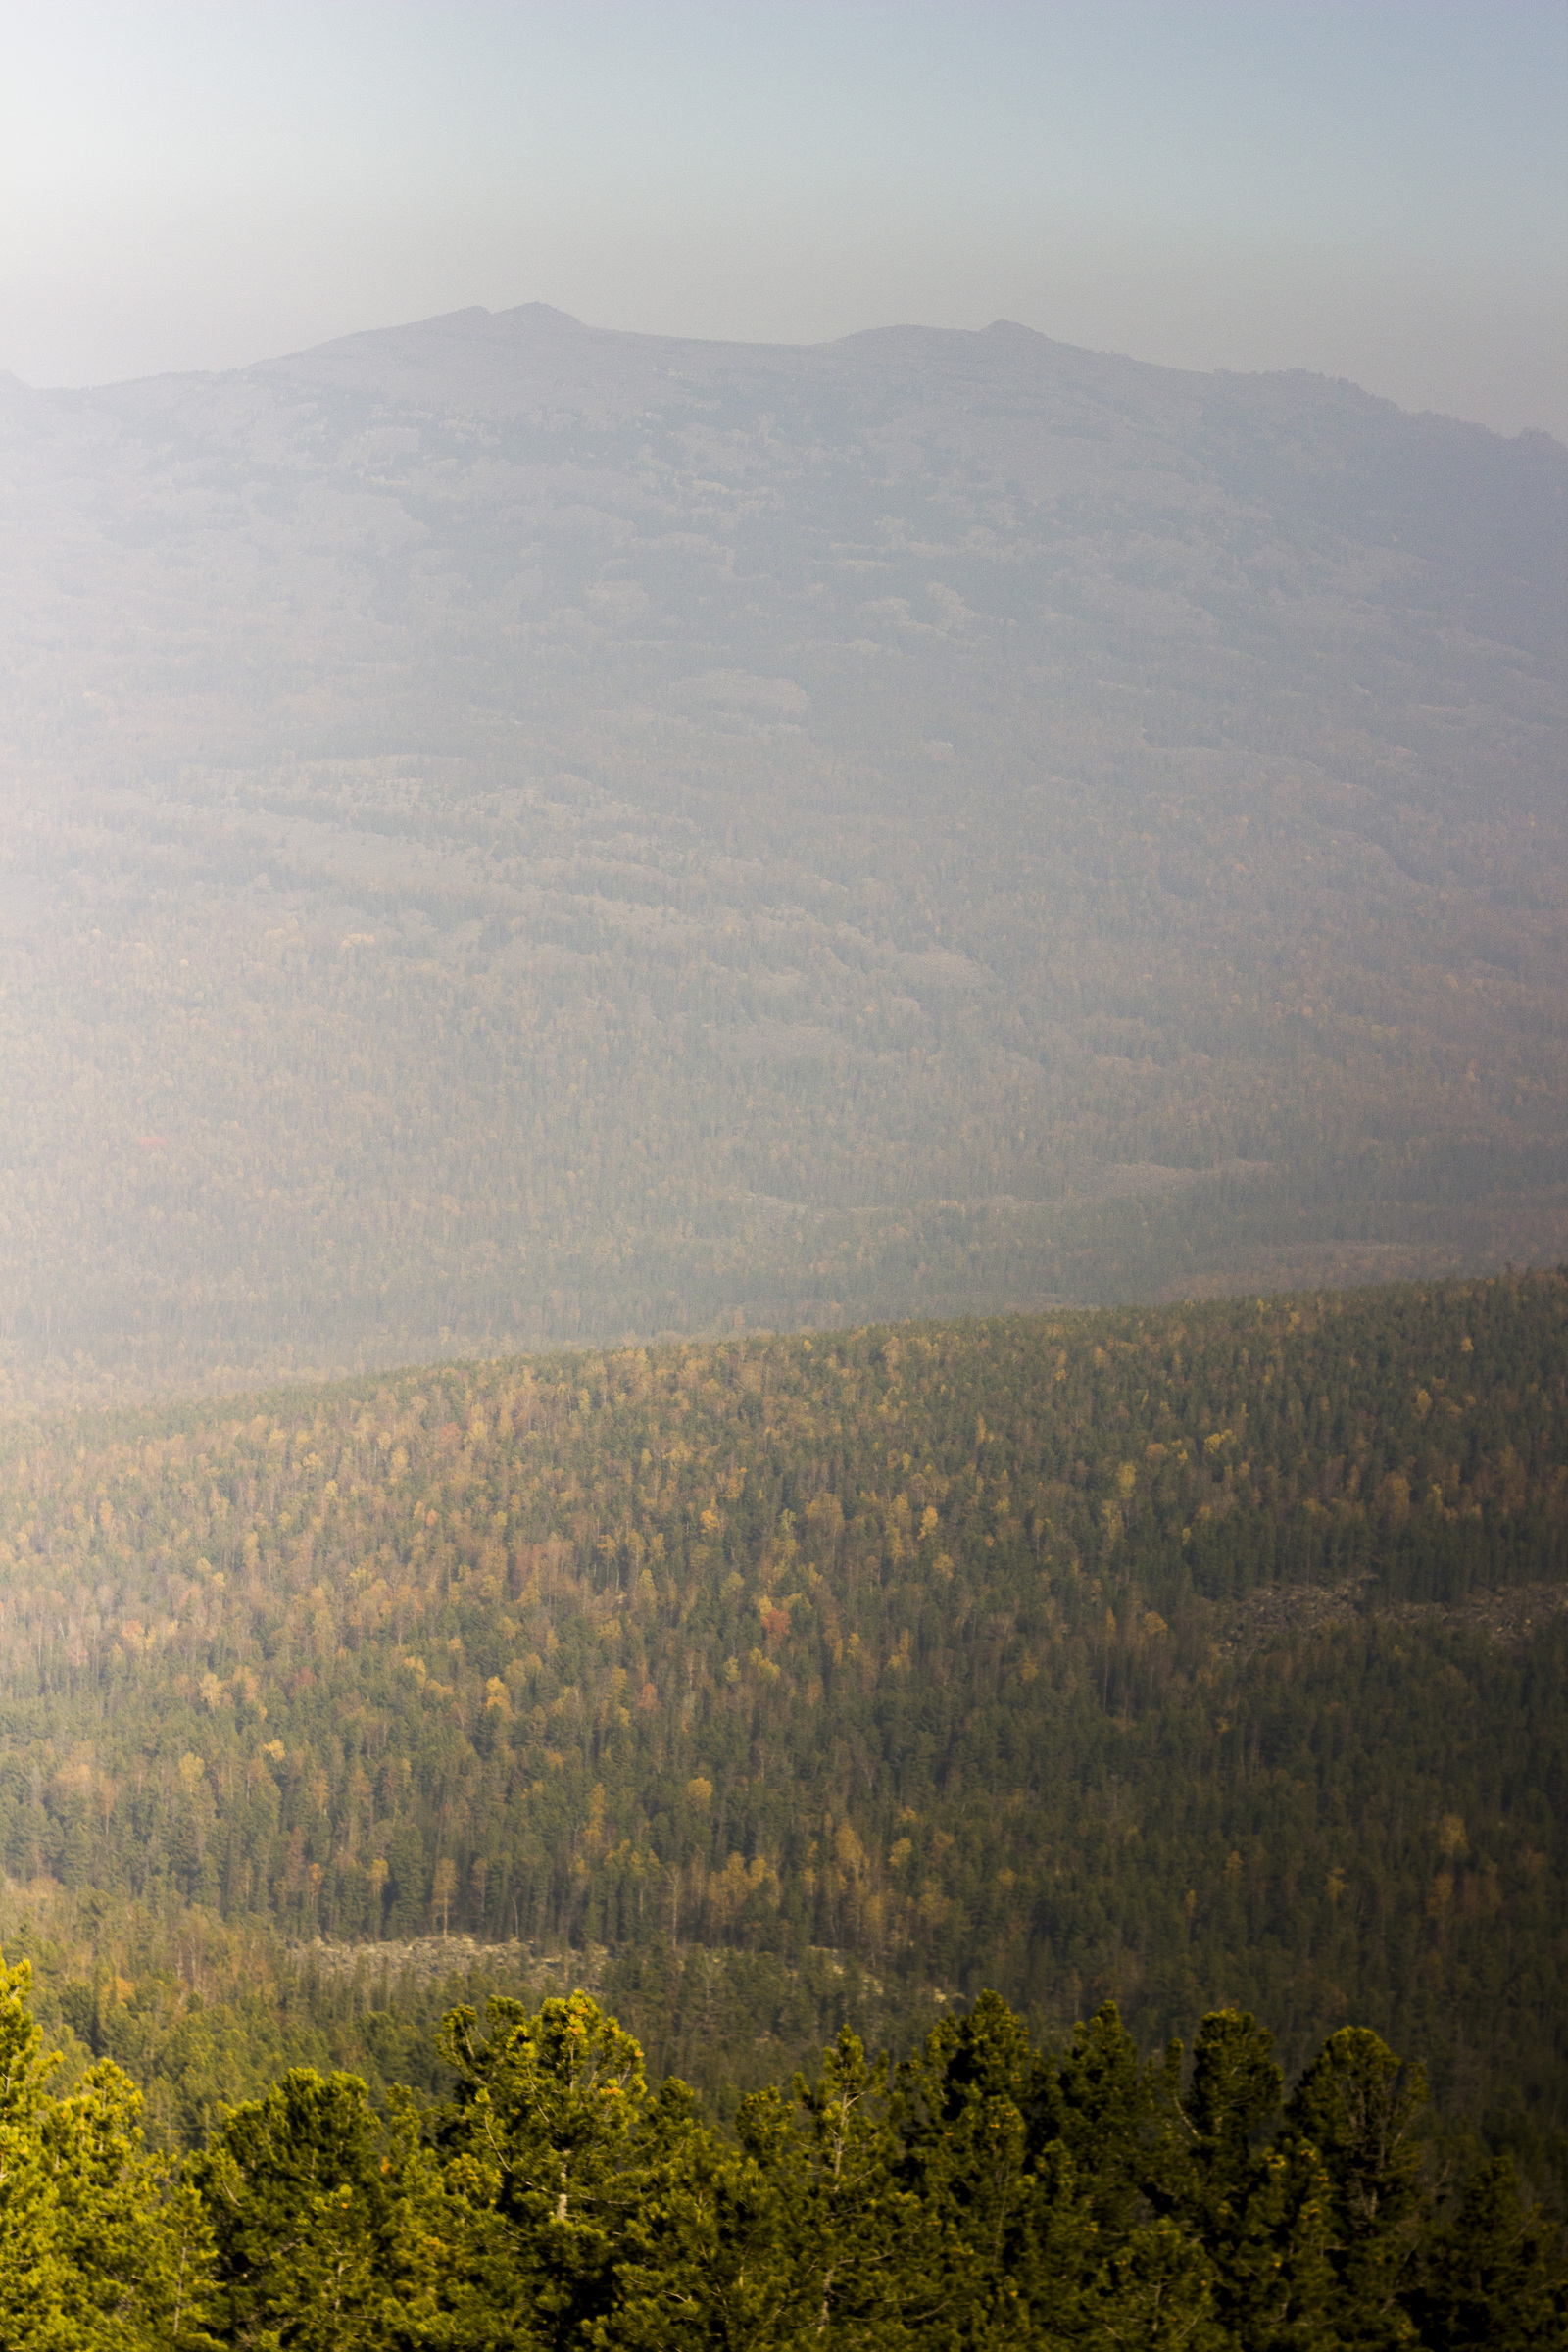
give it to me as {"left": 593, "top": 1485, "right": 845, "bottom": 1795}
{"left": 0, "top": 309, "right": 1563, "bottom": 1399}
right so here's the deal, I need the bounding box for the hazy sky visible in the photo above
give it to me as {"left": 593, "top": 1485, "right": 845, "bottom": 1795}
{"left": 2, "top": 2, "right": 1564, "bottom": 436}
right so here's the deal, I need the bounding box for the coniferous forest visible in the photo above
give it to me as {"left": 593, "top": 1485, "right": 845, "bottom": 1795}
{"left": 5, "top": 1957, "right": 1567, "bottom": 2348}
{"left": 2, "top": 66, "right": 1564, "bottom": 2344}
{"left": 0, "top": 1268, "right": 1565, "bottom": 2339}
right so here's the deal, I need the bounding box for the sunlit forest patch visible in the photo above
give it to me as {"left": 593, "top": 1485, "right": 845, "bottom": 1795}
{"left": 1, "top": 1271, "right": 1563, "bottom": 2177}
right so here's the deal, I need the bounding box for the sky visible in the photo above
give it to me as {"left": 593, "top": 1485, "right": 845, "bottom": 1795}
{"left": 1, "top": 1, "right": 1564, "bottom": 437}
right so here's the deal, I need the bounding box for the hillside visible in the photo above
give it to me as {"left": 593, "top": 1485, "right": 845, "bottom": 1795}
{"left": 1, "top": 1270, "right": 1564, "bottom": 2173}
{"left": 1, "top": 311, "right": 1565, "bottom": 1400}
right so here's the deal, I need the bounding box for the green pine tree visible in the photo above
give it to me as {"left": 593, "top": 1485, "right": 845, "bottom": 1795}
{"left": 193, "top": 2066, "right": 436, "bottom": 2349}
{"left": 1404, "top": 2156, "right": 1568, "bottom": 2350}
{"left": 1164, "top": 2008, "right": 1334, "bottom": 2351}
{"left": 1282, "top": 2026, "right": 1428, "bottom": 2348}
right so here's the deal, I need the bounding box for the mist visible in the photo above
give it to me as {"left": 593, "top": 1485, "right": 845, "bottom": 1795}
{"left": 3, "top": 2, "right": 1564, "bottom": 437}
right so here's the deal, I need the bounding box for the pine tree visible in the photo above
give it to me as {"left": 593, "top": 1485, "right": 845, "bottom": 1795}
{"left": 0, "top": 1954, "right": 219, "bottom": 2350}
{"left": 1405, "top": 2156, "right": 1568, "bottom": 2350}
{"left": 1163, "top": 2008, "right": 1334, "bottom": 2350}
{"left": 432, "top": 1990, "right": 665, "bottom": 2349}
{"left": 0, "top": 1955, "right": 69, "bottom": 2352}
{"left": 1282, "top": 2026, "right": 1428, "bottom": 2347}
{"left": 193, "top": 2067, "right": 426, "bottom": 2349}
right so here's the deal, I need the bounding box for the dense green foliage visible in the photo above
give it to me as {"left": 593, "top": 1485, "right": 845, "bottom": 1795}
{"left": 0, "top": 1272, "right": 1564, "bottom": 2175}
{"left": 1, "top": 1882, "right": 938, "bottom": 2158}
{"left": 2, "top": 1957, "right": 1562, "bottom": 2348}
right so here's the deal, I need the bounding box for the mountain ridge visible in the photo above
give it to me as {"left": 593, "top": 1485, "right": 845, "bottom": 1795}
{"left": 22, "top": 301, "right": 1566, "bottom": 458}
{"left": 0, "top": 301, "right": 1562, "bottom": 1400}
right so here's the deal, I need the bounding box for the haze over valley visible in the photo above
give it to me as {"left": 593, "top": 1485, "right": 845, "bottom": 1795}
{"left": 0, "top": 304, "right": 1563, "bottom": 1405}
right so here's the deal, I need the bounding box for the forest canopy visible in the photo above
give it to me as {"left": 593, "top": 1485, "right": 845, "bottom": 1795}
{"left": 0, "top": 1269, "right": 1563, "bottom": 2182}
{"left": 2, "top": 1954, "right": 1563, "bottom": 2348}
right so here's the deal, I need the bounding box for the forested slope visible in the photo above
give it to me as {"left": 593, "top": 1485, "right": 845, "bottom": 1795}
{"left": 1, "top": 309, "right": 1564, "bottom": 1400}
{"left": 1, "top": 1271, "right": 1565, "bottom": 2165}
